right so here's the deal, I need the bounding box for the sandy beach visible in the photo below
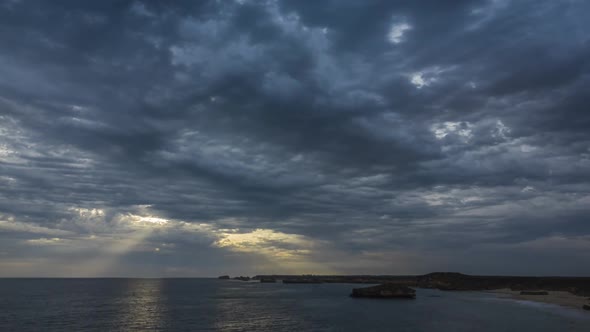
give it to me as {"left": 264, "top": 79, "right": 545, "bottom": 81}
{"left": 490, "top": 289, "right": 590, "bottom": 311}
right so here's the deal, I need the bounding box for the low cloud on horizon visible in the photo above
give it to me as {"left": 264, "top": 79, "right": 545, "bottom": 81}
{"left": 1, "top": 0, "right": 590, "bottom": 277}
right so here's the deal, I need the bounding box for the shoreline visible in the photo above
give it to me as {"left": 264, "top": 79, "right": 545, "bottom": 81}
{"left": 489, "top": 289, "right": 589, "bottom": 311}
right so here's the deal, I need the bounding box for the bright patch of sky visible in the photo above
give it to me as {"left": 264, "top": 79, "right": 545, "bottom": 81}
{"left": 431, "top": 121, "right": 474, "bottom": 141}
{"left": 388, "top": 22, "right": 411, "bottom": 44}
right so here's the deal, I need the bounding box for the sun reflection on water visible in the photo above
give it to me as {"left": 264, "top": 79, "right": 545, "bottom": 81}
{"left": 113, "top": 279, "right": 165, "bottom": 331}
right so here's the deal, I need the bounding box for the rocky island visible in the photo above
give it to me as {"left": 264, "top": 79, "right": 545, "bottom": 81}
{"left": 218, "top": 276, "right": 252, "bottom": 281}
{"left": 351, "top": 284, "right": 416, "bottom": 299}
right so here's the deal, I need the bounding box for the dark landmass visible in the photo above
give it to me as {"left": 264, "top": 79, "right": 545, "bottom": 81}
{"left": 232, "top": 276, "right": 251, "bottom": 281}
{"left": 520, "top": 291, "right": 549, "bottom": 295}
{"left": 351, "top": 284, "right": 416, "bottom": 299}
{"left": 217, "top": 275, "right": 230, "bottom": 280}
{"left": 584, "top": 304, "right": 590, "bottom": 310}
{"left": 259, "top": 277, "right": 276, "bottom": 283}
{"left": 283, "top": 278, "right": 323, "bottom": 284}
{"left": 253, "top": 272, "right": 590, "bottom": 296}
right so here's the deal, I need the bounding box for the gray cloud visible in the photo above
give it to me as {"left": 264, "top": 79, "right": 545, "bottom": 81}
{"left": 0, "top": 0, "right": 589, "bottom": 276}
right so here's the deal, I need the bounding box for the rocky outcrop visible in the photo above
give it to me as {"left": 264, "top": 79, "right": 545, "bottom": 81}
{"left": 351, "top": 284, "right": 416, "bottom": 299}
{"left": 218, "top": 275, "right": 230, "bottom": 280}
{"left": 520, "top": 291, "right": 549, "bottom": 295}
{"left": 233, "top": 276, "right": 251, "bottom": 281}
{"left": 583, "top": 304, "right": 590, "bottom": 310}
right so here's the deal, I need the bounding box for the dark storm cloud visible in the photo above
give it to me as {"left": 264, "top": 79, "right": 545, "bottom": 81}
{"left": 1, "top": 0, "right": 589, "bottom": 276}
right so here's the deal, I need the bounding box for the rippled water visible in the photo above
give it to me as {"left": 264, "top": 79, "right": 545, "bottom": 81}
{"left": 0, "top": 279, "right": 588, "bottom": 331}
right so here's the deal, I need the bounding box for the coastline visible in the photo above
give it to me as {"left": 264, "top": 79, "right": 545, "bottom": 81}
{"left": 489, "top": 288, "right": 589, "bottom": 311}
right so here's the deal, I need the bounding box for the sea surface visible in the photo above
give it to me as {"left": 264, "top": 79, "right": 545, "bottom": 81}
{"left": 0, "top": 279, "right": 589, "bottom": 331}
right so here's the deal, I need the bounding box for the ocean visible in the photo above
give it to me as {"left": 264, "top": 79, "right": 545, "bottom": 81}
{"left": 0, "top": 279, "right": 588, "bottom": 331}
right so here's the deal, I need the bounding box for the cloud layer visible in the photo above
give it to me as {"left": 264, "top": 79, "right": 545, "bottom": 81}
{"left": 1, "top": 0, "right": 589, "bottom": 276}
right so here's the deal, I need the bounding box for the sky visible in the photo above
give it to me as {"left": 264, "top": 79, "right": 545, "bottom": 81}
{"left": 0, "top": 0, "right": 589, "bottom": 277}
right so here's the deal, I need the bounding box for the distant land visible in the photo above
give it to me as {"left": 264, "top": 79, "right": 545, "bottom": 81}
{"left": 220, "top": 272, "right": 590, "bottom": 310}
{"left": 244, "top": 272, "right": 590, "bottom": 296}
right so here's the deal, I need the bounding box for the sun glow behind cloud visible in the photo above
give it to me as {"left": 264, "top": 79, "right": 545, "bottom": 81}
{"left": 214, "top": 228, "right": 313, "bottom": 258}
{"left": 2, "top": 203, "right": 334, "bottom": 276}
{"left": 213, "top": 228, "right": 335, "bottom": 273}
{"left": 128, "top": 215, "right": 169, "bottom": 226}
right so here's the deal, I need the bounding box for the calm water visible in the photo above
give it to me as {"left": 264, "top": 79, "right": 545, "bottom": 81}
{"left": 0, "top": 279, "right": 589, "bottom": 331}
